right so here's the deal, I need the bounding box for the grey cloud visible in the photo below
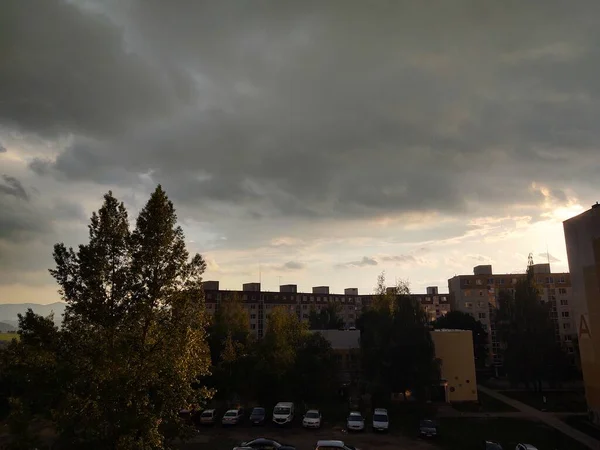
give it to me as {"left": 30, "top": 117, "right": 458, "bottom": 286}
{"left": 381, "top": 255, "right": 417, "bottom": 264}
{"left": 282, "top": 261, "right": 305, "bottom": 271}
{"left": 1, "top": 0, "right": 599, "bottom": 231}
{"left": 337, "top": 256, "right": 379, "bottom": 269}
{"left": 0, "top": 143, "right": 6, "bottom": 153}
{"left": 538, "top": 252, "right": 561, "bottom": 263}
{"left": 0, "top": 175, "right": 29, "bottom": 200}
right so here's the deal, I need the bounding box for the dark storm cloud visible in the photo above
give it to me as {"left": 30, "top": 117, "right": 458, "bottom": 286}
{"left": 0, "top": 0, "right": 192, "bottom": 138}
{"left": 0, "top": 175, "right": 29, "bottom": 200}
{"left": 2, "top": 0, "right": 599, "bottom": 224}
{"left": 0, "top": 144, "right": 6, "bottom": 153}
{"left": 282, "top": 261, "right": 305, "bottom": 271}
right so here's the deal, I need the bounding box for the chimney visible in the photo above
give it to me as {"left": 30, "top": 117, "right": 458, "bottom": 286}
{"left": 426, "top": 286, "right": 438, "bottom": 295}
{"left": 473, "top": 265, "right": 493, "bottom": 275}
{"left": 344, "top": 288, "right": 358, "bottom": 295}
{"left": 202, "top": 281, "right": 219, "bottom": 291}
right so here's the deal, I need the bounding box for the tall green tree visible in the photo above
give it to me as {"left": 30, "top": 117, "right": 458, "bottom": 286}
{"left": 433, "top": 311, "right": 489, "bottom": 369}
{"left": 358, "top": 272, "right": 439, "bottom": 403}
{"left": 495, "top": 256, "right": 571, "bottom": 391}
{"left": 5, "top": 187, "right": 213, "bottom": 449}
{"left": 207, "top": 293, "right": 253, "bottom": 401}
{"left": 308, "top": 304, "right": 344, "bottom": 330}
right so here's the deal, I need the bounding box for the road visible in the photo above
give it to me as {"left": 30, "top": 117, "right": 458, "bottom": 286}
{"left": 478, "top": 385, "right": 600, "bottom": 450}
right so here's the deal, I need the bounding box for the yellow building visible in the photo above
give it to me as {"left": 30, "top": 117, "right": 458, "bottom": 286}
{"left": 564, "top": 204, "right": 600, "bottom": 426}
{"left": 431, "top": 329, "right": 478, "bottom": 402}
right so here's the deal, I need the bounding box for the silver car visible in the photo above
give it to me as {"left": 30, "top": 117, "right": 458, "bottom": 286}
{"left": 346, "top": 411, "right": 364, "bottom": 431}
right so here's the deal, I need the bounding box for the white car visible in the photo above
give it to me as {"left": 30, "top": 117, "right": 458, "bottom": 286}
{"left": 199, "top": 408, "right": 217, "bottom": 425}
{"left": 515, "top": 445, "right": 538, "bottom": 450}
{"left": 372, "top": 408, "right": 389, "bottom": 432}
{"left": 302, "top": 410, "right": 322, "bottom": 429}
{"left": 346, "top": 411, "right": 364, "bottom": 431}
{"left": 315, "top": 440, "right": 359, "bottom": 450}
{"left": 273, "top": 402, "right": 295, "bottom": 425}
{"left": 222, "top": 408, "right": 244, "bottom": 426}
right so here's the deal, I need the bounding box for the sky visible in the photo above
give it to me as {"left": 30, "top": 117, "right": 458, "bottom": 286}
{"left": 1, "top": 1, "right": 599, "bottom": 304}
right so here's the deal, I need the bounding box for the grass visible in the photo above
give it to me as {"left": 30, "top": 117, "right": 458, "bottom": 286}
{"left": 452, "top": 390, "right": 518, "bottom": 413}
{"left": 500, "top": 390, "right": 587, "bottom": 412}
{"left": 436, "top": 417, "right": 590, "bottom": 450}
{"left": 0, "top": 333, "right": 18, "bottom": 342}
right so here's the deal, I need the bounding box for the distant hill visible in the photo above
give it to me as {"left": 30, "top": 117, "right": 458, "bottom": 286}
{"left": 0, "top": 322, "right": 16, "bottom": 332}
{"left": 0, "top": 302, "right": 66, "bottom": 328}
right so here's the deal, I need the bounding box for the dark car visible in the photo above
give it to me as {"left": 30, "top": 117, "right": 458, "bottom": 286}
{"left": 233, "top": 437, "right": 296, "bottom": 450}
{"left": 485, "top": 441, "right": 503, "bottom": 450}
{"left": 250, "top": 407, "right": 267, "bottom": 425}
{"left": 419, "top": 419, "right": 439, "bottom": 438}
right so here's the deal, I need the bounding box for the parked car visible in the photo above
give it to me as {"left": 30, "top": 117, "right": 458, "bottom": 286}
{"left": 314, "top": 440, "right": 359, "bottom": 450}
{"left": 302, "top": 409, "right": 322, "bottom": 429}
{"left": 419, "top": 419, "right": 438, "bottom": 438}
{"left": 346, "top": 411, "right": 365, "bottom": 432}
{"left": 372, "top": 408, "right": 389, "bottom": 432}
{"left": 249, "top": 407, "right": 266, "bottom": 425}
{"left": 515, "top": 445, "right": 538, "bottom": 450}
{"left": 485, "top": 441, "right": 503, "bottom": 450}
{"left": 199, "top": 409, "right": 218, "bottom": 426}
{"left": 222, "top": 408, "right": 244, "bottom": 426}
{"left": 233, "top": 437, "right": 296, "bottom": 450}
{"left": 273, "top": 402, "right": 295, "bottom": 425}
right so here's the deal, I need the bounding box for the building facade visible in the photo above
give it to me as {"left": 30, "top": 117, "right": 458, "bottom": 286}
{"left": 431, "top": 329, "right": 478, "bottom": 402}
{"left": 202, "top": 282, "right": 451, "bottom": 339}
{"left": 564, "top": 203, "right": 600, "bottom": 426}
{"left": 448, "top": 264, "right": 576, "bottom": 367}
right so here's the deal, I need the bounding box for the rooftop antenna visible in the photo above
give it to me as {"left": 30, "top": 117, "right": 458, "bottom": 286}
{"left": 546, "top": 243, "right": 550, "bottom": 266}
{"left": 259, "top": 264, "right": 261, "bottom": 284}
{"left": 278, "top": 275, "right": 282, "bottom": 287}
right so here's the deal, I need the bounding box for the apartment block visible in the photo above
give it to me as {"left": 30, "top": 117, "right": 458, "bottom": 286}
{"left": 448, "top": 264, "right": 575, "bottom": 367}
{"left": 564, "top": 203, "right": 600, "bottom": 426}
{"left": 202, "top": 282, "right": 451, "bottom": 339}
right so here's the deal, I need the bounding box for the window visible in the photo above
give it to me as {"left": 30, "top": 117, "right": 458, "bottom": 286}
{"left": 478, "top": 301, "right": 486, "bottom": 307}
{"left": 302, "top": 304, "right": 307, "bottom": 310}
{"left": 568, "top": 347, "right": 574, "bottom": 353}
{"left": 302, "top": 314, "right": 308, "bottom": 319}
{"left": 561, "top": 311, "right": 570, "bottom": 318}
{"left": 479, "top": 290, "right": 484, "bottom": 296}
{"left": 487, "top": 278, "right": 494, "bottom": 285}
{"left": 464, "top": 290, "right": 472, "bottom": 297}
{"left": 500, "top": 279, "right": 505, "bottom": 285}
{"left": 465, "top": 302, "right": 473, "bottom": 309}
{"left": 478, "top": 312, "right": 487, "bottom": 319}
{"left": 250, "top": 314, "right": 256, "bottom": 319}
{"left": 560, "top": 299, "right": 568, "bottom": 306}
{"left": 564, "top": 335, "right": 572, "bottom": 342}
{"left": 207, "top": 304, "right": 213, "bottom": 309}
{"left": 559, "top": 276, "right": 566, "bottom": 283}
{"left": 464, "top": 279, "right": 471, "bottom": 285}
{"left": 563, "top": 323, "right": 571, "bottom": 329}
{"left": 348, "top": 314, "right": 354, "bottom": 319}
{"left": 512, "top": 278, "right": 517, "bottom": 285}
{"left": 559, "top": 288, "right": 567, "bottom": 295}
{"left": 250, "top": 324, "right": 256, "bottom": 330}
{"left": 250, "top": 304, "right": 256, "bottom": 309}
{"left": 476, "top": 279, "right": 482, "bottom": 285}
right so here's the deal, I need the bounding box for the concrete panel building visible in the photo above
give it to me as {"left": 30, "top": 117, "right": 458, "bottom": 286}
{"left": 564, "top": 203, "right": 600, "bottom": 426}
{"left": 448, "top": 264, "right": 575, "bottom": 367}
{"left": 431, "top": 330, "right": 478, "bottom": 402}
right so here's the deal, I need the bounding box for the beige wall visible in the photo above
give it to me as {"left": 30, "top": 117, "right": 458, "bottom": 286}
{"left": 431, "top": 330, "right": 478, "bottom": 402}
{"left": 564, "top": 208, "right": 600, "bottom": 426}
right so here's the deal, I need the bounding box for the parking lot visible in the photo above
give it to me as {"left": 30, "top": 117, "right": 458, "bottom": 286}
{"left": 180, "top": 421, "right": 439, "bottom": 450}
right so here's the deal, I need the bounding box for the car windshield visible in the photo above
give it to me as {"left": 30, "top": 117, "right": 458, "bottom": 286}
{"left": 200, "top": 411, "right": 212, "bottom": 417}
{"left": 225, "top": 411, "right": 237, "bottom": 417}
{"left": 373, "top": 414, "right": 388, "bottom": 422}
{"left": 251, "top": 408, "right": 265, "bottom": 415}
{"left": 274, "top": 406, "right": 290, "bottom": 414}
{"left": 348, "top": 414, "right": 363, "bottom": 421}
{"left": 420, "top": 420, "right": 435, "bottom": 427}
{"left": 306, "top": 411, "right": 320, "bottom": 418}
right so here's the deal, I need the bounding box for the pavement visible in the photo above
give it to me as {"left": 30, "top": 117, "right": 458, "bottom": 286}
{"left": 478, "top": 385, "right": 600, "bottom": 450}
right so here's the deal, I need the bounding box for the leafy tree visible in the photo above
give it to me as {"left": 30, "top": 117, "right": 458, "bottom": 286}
{"left": 207, "top": 293, "right": 252, "bottom": 401}
{"left": 358, "top": 272, "right": 439, "bottom": 403}
{"left": 495, "top": 256, "right": 571, "bottom": 391}
{"left": 308, "top": 304, "right": 344, "bottom": 330}
{"left": 433, "top": 311, "right": 489, "bottom": 369}
{"left": 5, "top": 187, "right": 213, "bottom": 449}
